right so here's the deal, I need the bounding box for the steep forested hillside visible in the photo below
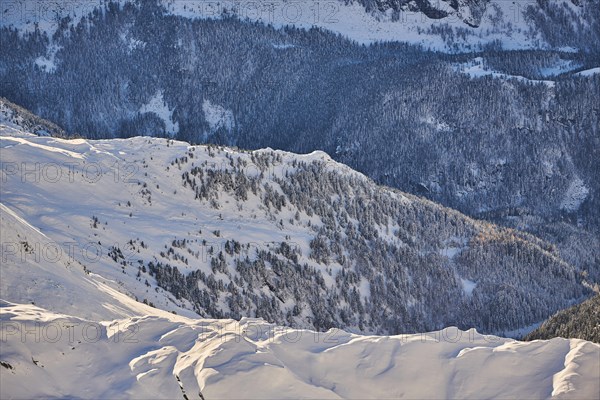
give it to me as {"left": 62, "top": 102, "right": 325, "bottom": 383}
{"left": 525, "top": 294, "right": 600, "bottom": 343}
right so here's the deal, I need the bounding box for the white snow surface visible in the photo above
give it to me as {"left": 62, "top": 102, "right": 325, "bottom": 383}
{"left": 453, "top": 57, "right": 557, "bottom": 87}
{"left": 460, "top": 278, "right": 477, "bottom": 297}
{"left": 575, "top": 67, "right": 600, "bottom": 77}
{"left": 202, "top": 99, "right": 235, "bottom": 134}
{"left": 1, "top": 122, "right": 599, "bottom": 399}
{"left": 560, "top": 177, "right": 590, "bottom": 212}
{"left": 33, "top": 45, "right": 60, "bottom": 73}
{"left": 271, "top": 43, "right": 296, "bottom": 49}
{"left": 537, "top": 59, "right": 583, "bottom": 78}
{"left": 1, "top": 302, "right": 599, "bottom": 399}
{"left": 139, "top": 91, "right": 179, "bottom": 136}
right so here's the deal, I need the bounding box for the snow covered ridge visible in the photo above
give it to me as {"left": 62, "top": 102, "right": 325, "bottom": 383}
{"left": 1, "top": 0, "right": 596, "bottom": 51}
{"left": 1, "top": 302, "right": 599, "bottom": 399}
{"left": 0, "top": 123, "right": 591, "bottom": 336}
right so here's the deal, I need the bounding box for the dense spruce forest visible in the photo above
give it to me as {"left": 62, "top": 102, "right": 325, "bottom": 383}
{"left": 525, "top": 294, "right": 600, "bottom": 343}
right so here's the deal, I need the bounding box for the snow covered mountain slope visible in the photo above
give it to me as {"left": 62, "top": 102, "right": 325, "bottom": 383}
{"left": 1, "top": 301, "right": 599, "bottom": 399}
{"left": 1, "top": 107, "right": 599, "bottom": 399}
{"left": 0, "top": 97, "right": 66, "bottom": 138}
{"left": 0, "top": 200, "right": 197, "bottom": 321}
{"left": 1, "top": 0, "right": 597, "bottom": 51}
{"left": 0, "top": 114, "right": 590, "bottom": 336}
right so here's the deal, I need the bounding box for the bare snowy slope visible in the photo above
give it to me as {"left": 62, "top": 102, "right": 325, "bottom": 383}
{"left": 0, "top": 200, "right": 197, "bottom": 321}
{"left": 1, "top": 302, "right": 599, "bottom": 399}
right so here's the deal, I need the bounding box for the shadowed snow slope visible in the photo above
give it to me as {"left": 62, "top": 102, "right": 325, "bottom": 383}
{"left": 1, "top": 302, "right": 599, "bottom": 399}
